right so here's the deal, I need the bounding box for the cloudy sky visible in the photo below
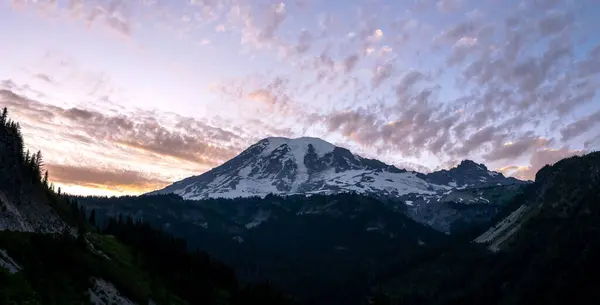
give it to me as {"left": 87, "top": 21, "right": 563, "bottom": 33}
{"left": 1, "top": 0, "right": 599, "bottom": 196}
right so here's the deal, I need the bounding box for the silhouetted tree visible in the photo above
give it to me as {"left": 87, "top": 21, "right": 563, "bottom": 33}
{"left": 43, "top": 170, "right": 49, "bottom": 186}
{"left": 0, "top": 107, "right": 7, "bottom": 125}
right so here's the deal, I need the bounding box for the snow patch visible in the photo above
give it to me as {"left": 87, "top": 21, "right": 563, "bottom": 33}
{"left": 262, "top": 137, "right": 336, "bottom": 193}
{"left": 203, "top": 176, "right": 281, "bottom": 200}
{"left": 313, "top": 170, "right": 439, "bottom": 196}
{"left": 238, "top": 165, "right": 253, "bottom": 177}
{"left": 405, "top": 200, "right": 413, "bottom": 206}
{"left": 262, "top": 137, "right": 335, "bottom": 158}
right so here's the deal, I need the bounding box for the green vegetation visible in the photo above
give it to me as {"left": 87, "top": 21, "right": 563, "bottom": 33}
{"left": 0, "top": 267, "right": 39, "bottom": 305}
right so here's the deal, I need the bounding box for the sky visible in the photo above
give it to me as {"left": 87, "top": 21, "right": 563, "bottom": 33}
{"left": 1, "top": 0, "right": 599, "bottom": 196}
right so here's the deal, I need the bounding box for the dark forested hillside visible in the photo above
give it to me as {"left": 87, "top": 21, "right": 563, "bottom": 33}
{"left": 0, "top": 107, "right": 80, "bottom": 232}
{"left": 0, "top": 107, "right": 297, "bottom": 305}
{"left": 78, "top": 192, "right": 452, "bottom": 304}
{"left": 371, "top": 152, "right": 600, "bottom": 305}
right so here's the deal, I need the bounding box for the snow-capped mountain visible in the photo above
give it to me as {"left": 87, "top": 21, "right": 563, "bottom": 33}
{"left": 152, "top": 137, "right": 522, "bottom": 201}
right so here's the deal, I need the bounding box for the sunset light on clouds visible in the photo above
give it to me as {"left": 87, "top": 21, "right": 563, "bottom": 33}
{"left": 1, "top": 0, "right": 599, "bottom": 196}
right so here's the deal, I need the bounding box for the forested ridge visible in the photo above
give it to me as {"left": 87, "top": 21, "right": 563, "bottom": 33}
{"left": 77, "top": 192, "right": 449, "bottom": 305}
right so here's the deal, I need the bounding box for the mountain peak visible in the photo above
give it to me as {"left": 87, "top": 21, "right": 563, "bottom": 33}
{"left": 258, "top": 136, "right": 337, "bottom": 158}
{"left": 457, "top": 159, "right": 488, "bottom": 171}
{"left": 261, "top": 136, "right": 335, "bottom": 147}
{"left": 152, "top": 137, "right": 524, "bottom": 201}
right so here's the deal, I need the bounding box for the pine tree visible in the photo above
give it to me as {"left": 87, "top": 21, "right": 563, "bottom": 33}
{"left": 43, "top": 170, "right": 49, "bottom": 186}
{"left": 15, "top": 123, "right": 24, "bottom": 155}
{"left": 30, "top": 152, "right": 37, "bottom": 167}
{"left": 36, "top": 150, "right": 43, "bottom": 167}
{"left": 34, "top": 150, "right": 43, "bottom": 180}
{"left": 0, "top": 107, "right": 7, "bottom": 125}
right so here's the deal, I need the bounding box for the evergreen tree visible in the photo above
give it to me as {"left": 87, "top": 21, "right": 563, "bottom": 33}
{"left": 36, "top": 151, "right": 43, "bottom": 167}
{"left": 0, "top": 107, "right": 7, "bottom": 125}
{"left": 34, "top": 150, "right": 43, "bottom": 179}
{"left": 43, "top": 170, "right": 49, "bottom": 186}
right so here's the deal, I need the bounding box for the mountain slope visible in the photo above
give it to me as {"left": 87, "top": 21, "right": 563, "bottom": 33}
{"left": 0, "top": 109, "right": 69, "bottom": 233}
{"left": 153, "top": 137, "right": 523, "bottom": 200}
{"left": 152, "top": 137, "right": 425, "bottom": 199}
{"left": 151, "top": 137, "right": 527, "bottom": 232}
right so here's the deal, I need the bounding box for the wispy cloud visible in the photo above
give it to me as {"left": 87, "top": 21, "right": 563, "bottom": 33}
{"left": 0, "top": 84, "right": 247, "bottom": 194}
{"left": 46, "top": 163, "right": 169, "bottom": 193}
{"left": 560, "top": 109, "right": 600, "bottom": 142}
{"left": 437, "top": 0, "right": 463, "bottom": 13}
{"left": 9, "top": 0, "right": 135, "bottom": 38}
{"left": 2, "top": 0, "right": 599, "bottom": 193}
